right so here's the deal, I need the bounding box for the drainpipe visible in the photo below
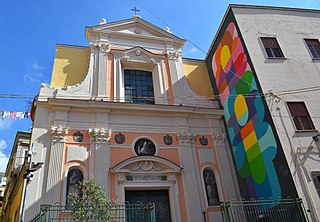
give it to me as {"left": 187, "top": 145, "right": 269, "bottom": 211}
{"left": 203, "top": 211, "right": 207, "bottom": 222}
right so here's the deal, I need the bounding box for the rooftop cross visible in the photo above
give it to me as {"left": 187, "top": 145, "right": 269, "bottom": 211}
{"left": 131, "top": 7, "right": 140, "bottom": 15}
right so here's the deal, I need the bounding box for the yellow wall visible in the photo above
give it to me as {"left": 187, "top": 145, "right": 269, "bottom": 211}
{"left": 9, "top": 182, "right": 24, "bottom": 222}
{"left": 50, "top": 45, "right": 89, "bottom": 88}
{"left": 182, "top": 59, "right": 214, "bottom": 98}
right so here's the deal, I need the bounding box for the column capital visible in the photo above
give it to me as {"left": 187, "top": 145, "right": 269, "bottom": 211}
{"left": 212, "top": 131, "right": 226, "bottom": 146}
{"left": 177, "top": 131, "right": 196, "bottom": 145}
{"left": 166, "top": 50, "right": 181, "bottom": 61}
{"left": 88, "top": 128, "right": 111, "bottom": 142}
{"left": 51, "top": 125, "right": 68, "bottom": 142}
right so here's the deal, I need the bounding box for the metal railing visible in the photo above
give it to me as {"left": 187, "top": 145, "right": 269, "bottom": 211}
{"left": 30, "top": 202, "right": 156, "bottom": 222}
{"left": 221, "top": 198, "right": 308, "bottom": 222}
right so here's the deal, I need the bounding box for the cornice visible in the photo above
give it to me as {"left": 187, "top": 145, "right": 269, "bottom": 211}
{"left": 44, "top": 98, "right": 224, "bottom": 117}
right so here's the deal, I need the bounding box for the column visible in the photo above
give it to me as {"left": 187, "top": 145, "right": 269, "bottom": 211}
{"left": 177, "top": 131, "right": 203, "bottom": 222}
{"left": 45, "top": 125, "right": 68, "bottom": 204}
{"left": 88, "top": 128, "right": 111, "bottom": 194}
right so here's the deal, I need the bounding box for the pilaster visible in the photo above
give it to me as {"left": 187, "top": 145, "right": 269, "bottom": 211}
{"left": 212, "top": 128, "right": 238, "bottom": 201}
{"left": 177, "top": 131, "right": 203, "bottom": 222}
{"left": 97, "top": 42, "right": 109, "bottom": 97}
{"left": 45, "top": 125, "right": 68, "bottom": 204}
{"left": 88, "top": 128, "right": 111, "bottom": 194}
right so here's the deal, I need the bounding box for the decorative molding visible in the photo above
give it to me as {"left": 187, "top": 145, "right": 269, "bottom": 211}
{"left": 198, "top": 149, "right": 215, "bottom": 165}
{"left": 110, "top": 156, "right": 182, "bottom": 174}
{"left": 90, "top": 42, "right": 109, "bottom": 53}
{"left": 51, "top": 125, "right": 68, "bottom": 142}
{"left": 163, "top": 134, "right": 173, "bottom": 145}
{"left": 167, "top": 50, "right": 181, "bottom": 61}
{"left": 212, "top": 132, "right": 225, "bottom": 146}
{"left": 130, "top": 161, "right": 162, "bottom": 171}
{"left": 177, "top": 131, "right": 196, "bottom": 145}
{"left": 88, "top": 128, "right": 111, "bottom": 142}
{"left": 199, "top": 136, "right": 208, "bottom": 146}
{"left": 115, "top": 133, "right": 125, "bottom": 144}
{"left": 113, "top": 47, "right": 162, "bottom": 63}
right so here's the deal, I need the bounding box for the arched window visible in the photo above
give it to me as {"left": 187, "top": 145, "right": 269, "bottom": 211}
{"left": 66, "top": 168, "right": 83, "bottom": 205}
{"left": 203, "top": 168, "right": 220, "bottom": 206}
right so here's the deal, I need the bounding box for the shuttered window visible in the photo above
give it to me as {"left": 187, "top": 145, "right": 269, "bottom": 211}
{"left": 287, "top": 102, "right": 315, "bottom": 131}
{"left": 261, "top": 37, "right": 284, "bottom": 58}
{"left": 305, "top": 39, "right": 320, "bottom": 59}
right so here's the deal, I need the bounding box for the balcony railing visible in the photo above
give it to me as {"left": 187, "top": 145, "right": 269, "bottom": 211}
{"left": 30, "top": 202, "right": 156, "bottom": 222}
{"left": 220, "top": 198, "right": 308, "bottom": 222}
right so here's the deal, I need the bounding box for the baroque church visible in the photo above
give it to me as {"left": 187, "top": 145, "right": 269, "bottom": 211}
{"left": 24, "top": 15, "right": 239, "bottom": 221}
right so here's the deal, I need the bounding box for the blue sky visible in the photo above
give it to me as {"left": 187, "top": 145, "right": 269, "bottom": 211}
{"left": 0, "top": 0, "right": 320, "bottom": 172}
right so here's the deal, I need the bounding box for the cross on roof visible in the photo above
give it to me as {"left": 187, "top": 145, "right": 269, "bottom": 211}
{"left": 131, "top": 7, "right": 140, "bottom": 15}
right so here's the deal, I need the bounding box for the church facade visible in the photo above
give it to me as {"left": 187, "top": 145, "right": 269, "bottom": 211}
{"left": 24, "top": 16, "right": 240, "bottom": 222}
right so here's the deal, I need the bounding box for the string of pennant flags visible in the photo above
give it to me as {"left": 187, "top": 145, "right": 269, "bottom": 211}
{"left": 1, "top": 111, "right": 31, "bottom": 120}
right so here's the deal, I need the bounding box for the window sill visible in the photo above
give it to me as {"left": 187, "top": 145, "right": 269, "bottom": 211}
{"left": 295, "top": 129, "right": 318, "bottom": 133}
{"left": 266, "top": 57, "right": 286, "bottom": 60}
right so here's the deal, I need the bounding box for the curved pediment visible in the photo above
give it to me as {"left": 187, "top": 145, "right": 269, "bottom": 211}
{"left": 110, "top": 156, "right": 182, "bottom": 174}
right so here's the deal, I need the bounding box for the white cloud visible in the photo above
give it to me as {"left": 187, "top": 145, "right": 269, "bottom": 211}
{"left": 24, "top": 74, "right": 41, "bottom": 84}
{"left": 0, "top": 119, "right": 13, "bottom": 130}
{"left": 24, "top": 63, "right": 44, "bottom": 84}
{"left": 32, "top": 63, "right": 44, "bottom": 71}
{"left": 0, "top": 140, "right": 9, "bottom": 172}
{"left": 186, "top": 46, "right": 199, "bottom": 55}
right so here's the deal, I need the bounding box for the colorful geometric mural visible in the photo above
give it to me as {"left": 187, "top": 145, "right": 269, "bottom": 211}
{"left": 211, "top": 22, "right": 281, "bottom": 201}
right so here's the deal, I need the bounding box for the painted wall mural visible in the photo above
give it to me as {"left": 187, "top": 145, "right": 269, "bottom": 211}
{"left": 211, "top": 22, "right": 282, "bottom": 202}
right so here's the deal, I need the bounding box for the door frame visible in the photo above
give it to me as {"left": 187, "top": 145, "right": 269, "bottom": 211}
{"left": 110, "top": 156, "right": 183, "bottom": 222}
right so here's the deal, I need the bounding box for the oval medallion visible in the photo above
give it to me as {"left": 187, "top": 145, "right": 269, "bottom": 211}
{"left": 115, "top": 133, "right": 125, "bottom": 144}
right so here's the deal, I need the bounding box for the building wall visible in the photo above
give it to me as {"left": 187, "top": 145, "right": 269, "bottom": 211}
{"left": 182, "top": 58, "right": 214, "bottom": 98}
{"left": 24, "top": 17, "right": 240, "bottom": 222}
{"left": 50, "top": 45, "right": 89, "bottom": 88}
{"left": 232, "top": 6, "right": 320, "bottom": 221}
{"left": 206, "top": 8, "right": 297, "bottom": 205}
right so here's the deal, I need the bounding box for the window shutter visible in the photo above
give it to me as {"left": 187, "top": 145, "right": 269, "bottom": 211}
{"left": 287, "top": 102, "right": 308, "bottom": 116}
{"left": 261, "top": 37, "right": 280, "bottom": 48}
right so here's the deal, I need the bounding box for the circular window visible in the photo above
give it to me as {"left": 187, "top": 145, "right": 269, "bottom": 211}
{"left": 134, "top": 138, "right": 156, "bottom": 156}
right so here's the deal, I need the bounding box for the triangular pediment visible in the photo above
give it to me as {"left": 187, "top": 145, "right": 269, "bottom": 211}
{"left": 86, "top": 17, "right": 186, "bottom": 44}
